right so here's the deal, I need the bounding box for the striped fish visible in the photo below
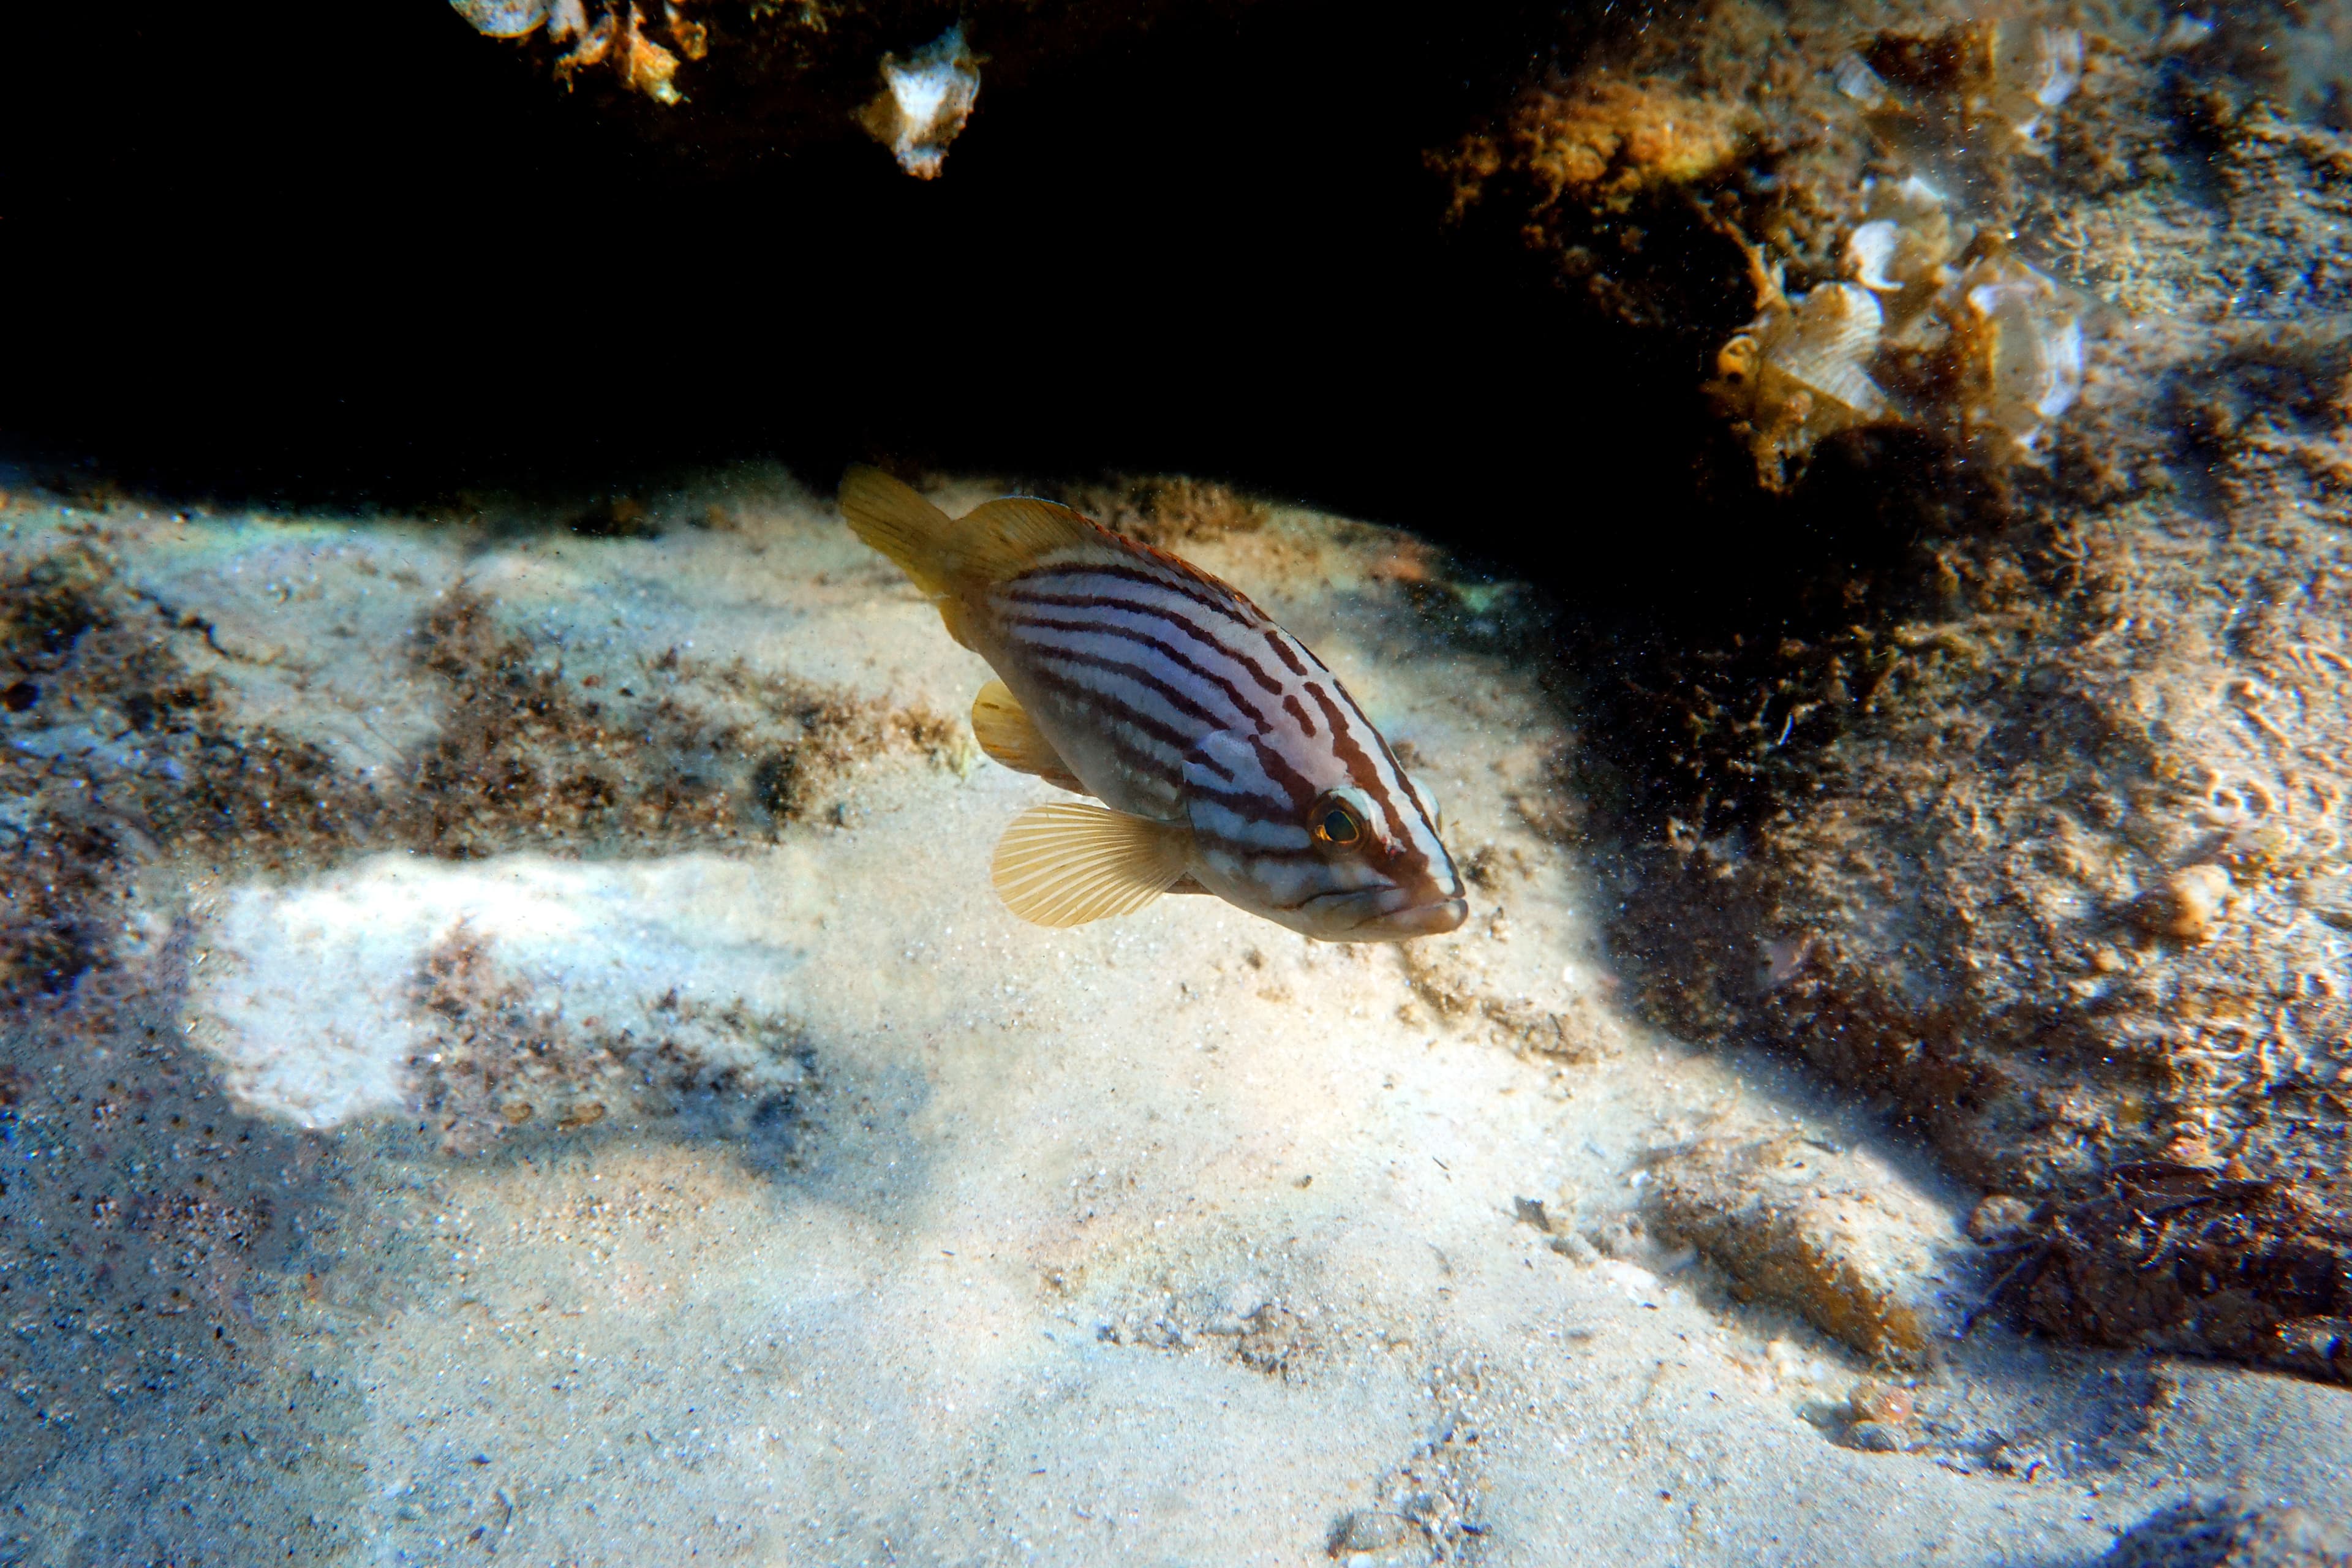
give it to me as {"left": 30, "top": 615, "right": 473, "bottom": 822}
{"left": 840, "top": 468, "right": 1466, "bottom": 940}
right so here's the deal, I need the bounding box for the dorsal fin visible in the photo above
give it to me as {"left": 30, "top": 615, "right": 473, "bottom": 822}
{"left": 840, "top": 470, "right": 1121, "bottom": 647}
{"left": 990, "top": 801, "right": 1193, "bottom": 928}
{"left": 971, "top": 680, "right": 1087, "bottom": 794}
{"left": 954, "top": 497, "right": 1117, "bottom": 582}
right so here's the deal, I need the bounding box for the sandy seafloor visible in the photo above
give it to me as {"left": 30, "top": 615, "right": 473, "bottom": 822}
{"left": 0, "top": 469, "right": 2345, "bottom": 1566}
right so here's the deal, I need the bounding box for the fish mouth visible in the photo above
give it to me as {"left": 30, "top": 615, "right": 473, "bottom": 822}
{"left": 1298, "top": 887, "right": 1468, "bottom": 941}
{"left": 1351, "top": 895, "right": 1469, "bottom": 940}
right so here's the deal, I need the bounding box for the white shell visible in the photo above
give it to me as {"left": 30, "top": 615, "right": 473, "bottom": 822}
{"left": 2033, "top": 318, "right": 2085, "bottom": 420}
{"left": 2034, "top": 29, "right": 2085, "bottom": 110}
{"left": 1896, "top": 175, "right": 1947, "bottom": 210}
{"left": 1848, "top": 221, "right": 1903, "bottom": 292}
{"left": 1846, "top": 179, "right": 1958, "bottom": 319}
{"left": 1770, "top": 283, "right": 1890, "bottom": 418}
{"left": 867, "top": 25, "right": 982, "bottom": 179}
{"left": 1835, "top": 55, "right": 1891, "bottom": 108}
{"left": 1964, "top": 258, "right": 2085, "bottom": 437}
{"left": 1995, "top": 24, "right": 2084, "bottom": 146}
{"left": 2161, "top": 15, "right": 2215, "bottom": 51}
{"left": 452, "top": 0, "right": 549, "bottom": 37}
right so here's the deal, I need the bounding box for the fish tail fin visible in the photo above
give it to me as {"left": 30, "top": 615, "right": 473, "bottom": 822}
{"left": 839, "top": 466, "right": 961, "bottom": 599}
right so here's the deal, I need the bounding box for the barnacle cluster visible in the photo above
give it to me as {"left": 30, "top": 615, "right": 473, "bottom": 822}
{"left": 1711, "top": 275, "right": 1894, "bottom": 488}
{"left": 1832, "top": 15, "right": 2085, "bottom": 154}
{"left": 1711, "top": 17, "right": 2092, "bottom": 490}
{"left": 1973, "top": 17, "right": 2086, "bottom": 153}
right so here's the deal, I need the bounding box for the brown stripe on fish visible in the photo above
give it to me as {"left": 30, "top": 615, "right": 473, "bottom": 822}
{"left": 1003, "top": 588, "right": 1292, "bottom": 698}
{"left": 1020, "top": 641, "right": 1234, "bottom": 734}
{"left": 1264, "top": 630, "right": 1312, "bottom": 679}
{"left": 1186, "top": 779, "right": 1310, "bottom": 819}
{"left": 1001, "top": 592, "right": 1298, "bottom": 700}
{"left": 1001, "top": 610, "right": 1267, "bottom": 729}
{"left": 1013, "top": 563, "right": 1264, "bottom": 637}
{"left": 1192, "top": 834, "right": 1314, "bottom": 869}
{"left": 1020, "top": 663, "right": 1200, "bottom": 773}
{"left": 1323, "top": 674, "right": 1426, "bottom": 811}
{"left": 1305, "top": 681, "right": 1412, "bottom": 845}
{"left": 1245, "top": 731, "right": 1319, "bottom": 812}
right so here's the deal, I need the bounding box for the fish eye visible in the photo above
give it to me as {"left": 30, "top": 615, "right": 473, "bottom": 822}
{"left": 1311, "top": 796, "right": 1364, "bottom": 849}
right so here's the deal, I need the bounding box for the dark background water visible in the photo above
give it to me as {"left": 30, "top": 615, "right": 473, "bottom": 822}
{"left": 4, "top": 0, "right": 1901, "bottom": 616}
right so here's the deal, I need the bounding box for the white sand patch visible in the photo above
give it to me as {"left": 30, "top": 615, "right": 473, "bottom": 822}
{"left": 6, "top": 472, "right": 2343, "bottom": 1564}
{"left": 186, "top": 846, "right": 834, "bottom": 1128}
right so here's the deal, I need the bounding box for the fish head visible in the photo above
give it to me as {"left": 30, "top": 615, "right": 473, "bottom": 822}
{"left": 1186, "top": 736, "right": 1466, "bottom": 941}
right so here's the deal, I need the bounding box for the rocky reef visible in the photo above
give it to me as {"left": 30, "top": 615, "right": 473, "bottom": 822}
{"left": 1444, "top": 0, "right": 2352, "bottom": 1384}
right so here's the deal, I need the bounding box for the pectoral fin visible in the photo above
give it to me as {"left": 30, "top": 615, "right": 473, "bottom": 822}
{"left": 991, "top": 802, "right": 1193, "bottom": 928}
{"left": 970, "top": 680, "right": 1086, "bottom": 794}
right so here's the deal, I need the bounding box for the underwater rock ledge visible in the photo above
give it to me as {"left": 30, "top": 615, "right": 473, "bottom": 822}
{"left": 444, "top": 0, "right": 1253, "bottom": 173}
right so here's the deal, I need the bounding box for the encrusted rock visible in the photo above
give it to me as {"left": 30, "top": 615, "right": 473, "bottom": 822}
{"left": 1641, "top": 1128, "right": 1965, "bottom": 1364}
{"left": 1846, "top": 1375, "right": 1916, "bottom": 1427}
{"left": 854, "top": 24, "right": 979, "bottom": 178}
{"left": 2130, "top": 864, "right": 2237, "bottom": 944}
{"left": 2101, "top": 1496, "right": 2352, "bottom": 1568}
{"left": 1498, "top": 0, "right": 2352, "bottom": 1382}
{"left": 1966, "top": 1194, "right": 2039, "bottom": 1244}
{"left": 2003, "top": 1163, "right": 2352, "bottom": 1384}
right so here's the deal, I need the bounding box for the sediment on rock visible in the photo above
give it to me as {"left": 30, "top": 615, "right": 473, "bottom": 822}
{"left": 1457, "top": 2, "right": 2352, "bottom": 1381}
{"left": 2100, "top": 1494, "right": 2352, "bottom": 1568}
{"left": 410, "top": 586, "right": 958, "bottom": 858}
{"left": 0, "top": 539, "right": 954, "bottom": 1006}
{"left": 1997, "top": 1163, "right": 2352, "bottom": 1385}
{"left": 1327, "top": 1361, "right": 1490, "bottom": 1562}
{"left": 1641, "top": 1126, "right": 1965, "bottom": 1365}
{"left": 0, "top": 499, "right": 945, "bottom": 1491}
{"left": 407, "top": 927, "right": 821, "bottom": 1157}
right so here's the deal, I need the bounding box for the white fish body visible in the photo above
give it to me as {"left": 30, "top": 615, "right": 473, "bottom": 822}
{"left": 840, "top": 469, "right": 1466, "bottom": 941}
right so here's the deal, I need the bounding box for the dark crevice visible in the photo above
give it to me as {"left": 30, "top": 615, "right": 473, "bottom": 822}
{"left": 0, "top": 0, "right": 1826, "bottom": 628}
